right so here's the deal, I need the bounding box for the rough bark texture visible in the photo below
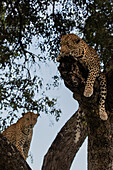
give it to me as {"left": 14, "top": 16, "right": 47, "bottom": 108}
{"left": 42, "top": 108, "right": 87, "bottom": 170}
{"left": 42, "top": 55, "right": 113, "bottom": 170}
{"left": 0, "top": 134, "right": 31, "bottom": 170}
{"left": 58, "top": 56, "right": 113, "bottom": 170}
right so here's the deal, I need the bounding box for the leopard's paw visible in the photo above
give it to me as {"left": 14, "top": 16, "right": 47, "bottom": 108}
{"left": 83, "top": 87, "right": 93, "bottom": 97}
{"left": 99, "top": 111, "right": 108, "bottom": 121}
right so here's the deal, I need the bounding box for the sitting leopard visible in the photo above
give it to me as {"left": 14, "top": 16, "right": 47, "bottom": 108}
{"left": 2, "top": 112, "right": 40, "bottom": 160}
{"left": 57, "top": 33, "right": 108, "bottom": 120}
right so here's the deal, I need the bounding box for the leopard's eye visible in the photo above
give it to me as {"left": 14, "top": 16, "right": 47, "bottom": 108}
{"left": 26, "top": 117, "right": 29, "bottom": 120}
{"left": 74, "top": 39, "right": 80, "bottom": 44}
{"left": 33, "top": 118, "right": 36, "bottom": 120}
{"left": 76, "top": 39, "right": 80, "bottom": 44}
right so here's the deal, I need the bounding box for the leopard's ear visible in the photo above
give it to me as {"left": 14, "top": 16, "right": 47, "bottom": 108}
{"left": 60, "top": 34, "right": 66, "bottom": 38}
{"left": 36, "top": 113, "right": 40, "bottom": 117}
{"left": 22, "top": 113, "right": 25, "bottom": 116}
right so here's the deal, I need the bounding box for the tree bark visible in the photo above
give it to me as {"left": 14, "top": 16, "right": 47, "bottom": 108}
{"left": 42, "top": 55, "right": 113, "bottom": 170}
{"left": 0, "top": 134, "right": 31, "bottom": 170}
{"left": 42, "top": 108, "right": 87, "bottom": 170}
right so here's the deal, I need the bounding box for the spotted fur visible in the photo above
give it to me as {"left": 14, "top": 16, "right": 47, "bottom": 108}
{"left": 2, "top": 112, "right": 40, "bottom": 159}
{"left": 57, "top": 34, "right": 108, "bottom": 120}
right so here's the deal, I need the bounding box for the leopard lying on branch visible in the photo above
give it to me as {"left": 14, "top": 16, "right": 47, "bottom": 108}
{"left": 57, "top": 34, "right": 108, "bottom": 120}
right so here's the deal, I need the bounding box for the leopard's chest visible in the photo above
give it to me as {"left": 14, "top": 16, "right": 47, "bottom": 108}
{"left": 80, "top": 53, "right": 100, "bottom": 71}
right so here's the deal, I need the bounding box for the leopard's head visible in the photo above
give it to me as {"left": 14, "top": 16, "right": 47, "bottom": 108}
{"left": 22, "top": 112, "right": 40, "bottom": 132}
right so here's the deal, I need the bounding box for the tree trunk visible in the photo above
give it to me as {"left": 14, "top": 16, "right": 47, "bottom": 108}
{"left": 42, "top": 56, "right": 113, "bottom": 169}
{"left": 88, "top": 114, "right": 113, "bottom": 170}
{"left": 42, "top": 108, "right": 87, "bottom": 170}
{"left": 0, "top": 134, "right": 31, "bottom": 170}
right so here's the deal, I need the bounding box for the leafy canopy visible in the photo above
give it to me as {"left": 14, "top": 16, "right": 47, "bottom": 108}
{"left": 0, "top": 0, "right": 112, "bottom": 129}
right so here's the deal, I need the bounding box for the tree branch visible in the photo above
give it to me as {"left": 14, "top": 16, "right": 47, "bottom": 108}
{"left": 56, "top": 54, "right": 113, "bottom": 169}
{"left": 0, "top": 134, "right": 31, "bottom": 170}
{"left": 42, "top": 108, "right": 87, "bottom": 170}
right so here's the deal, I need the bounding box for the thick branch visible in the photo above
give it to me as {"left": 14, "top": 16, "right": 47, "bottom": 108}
{"left": 58, "top": 55, "right": 113, "bottom": 114}
{"left": 57, "top": 55, "right": 113, "bottom": 169}
{"left": 42, "top": 109, "right": 87, "bottom": 170}
{"left": 42, "top": 55, "right": 113, "bottom": 170}
{"left": 58, "top": 56, "right": 100, "bottom": 114}
{"left": 0, "top": 134, "right": 31, "bottom": 170}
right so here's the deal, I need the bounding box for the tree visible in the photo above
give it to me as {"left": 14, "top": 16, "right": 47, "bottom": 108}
{"left": 42, "top": 54, "right": 113, "bottom": 170}
{"left": 42, "top": 108, "right": 87, "bottom": 170}
{"left": 42, "top": 1, "right": 113, "bottom": 169}
{"left": 0, "top": 0, "right": 113, "bottom": 169}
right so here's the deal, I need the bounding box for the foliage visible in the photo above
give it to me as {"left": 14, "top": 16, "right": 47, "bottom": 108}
{"left": 83, "top": 0, "right": 113, "bottom": 64}
{"left": 0, "top": 0, "right": 112, "bottom": 129}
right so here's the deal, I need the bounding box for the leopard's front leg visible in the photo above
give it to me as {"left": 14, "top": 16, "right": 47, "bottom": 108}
{"left": 83, "top": 69, "right": 97, "bottom": 97}
{"left": 16, "top": 133, "right": 26, "bottom": 160}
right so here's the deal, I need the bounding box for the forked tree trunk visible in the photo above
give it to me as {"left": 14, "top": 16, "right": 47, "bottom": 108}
{"left": 42, "top": 56, "right": 113, "bottom": 170}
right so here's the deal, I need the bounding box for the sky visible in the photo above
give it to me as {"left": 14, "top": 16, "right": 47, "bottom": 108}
{"left": 26, "top": 5, "right": 88, "bottom": 169}
{"left": 1, "top": 36, "right": 88, "bottom": 170}
{"left": 26, "top": 56, "right": 88, "bottom": 170}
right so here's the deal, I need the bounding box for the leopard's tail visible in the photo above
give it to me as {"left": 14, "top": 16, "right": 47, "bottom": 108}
{"left": 98, "top": 72, "right": 108, "bottom": 120}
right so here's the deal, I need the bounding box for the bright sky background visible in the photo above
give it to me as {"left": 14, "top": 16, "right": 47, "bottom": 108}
{"left": 27, "top": 83, "right": 88, "bottom": 170}
{"left": 1, "top": 37, "right": 87, "bottom": 170}
{"left": 0, "top": 1, "right": 88, "bottom": 169}
{"left": 25, "top": 47, "right": 88, "bottom": 170}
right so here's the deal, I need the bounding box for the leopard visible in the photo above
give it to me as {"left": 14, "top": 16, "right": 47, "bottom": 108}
{"left": 57, "top": 33, "right": 108, "bottom": 120}
{"left": 2, "top": 112, "right": 40, "bottom": 160}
